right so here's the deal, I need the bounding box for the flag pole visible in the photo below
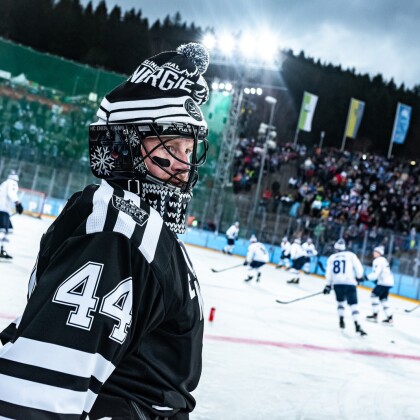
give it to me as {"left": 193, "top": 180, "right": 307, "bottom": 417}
{"left": 293, "top": 128, "right": 300, "bottom": 146}
{"left": 387, "top": 102, "right": 400, "bottom": 159}
{"left": 341, "top": 99, "right": 351, "bottom": 151}
{"left": 294, "top": 91, "right": 305, "bottom": 147}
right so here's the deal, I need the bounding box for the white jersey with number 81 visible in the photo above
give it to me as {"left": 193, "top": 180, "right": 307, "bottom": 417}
{"left": 326, "top": 251, "right": 364, "bottom": 286}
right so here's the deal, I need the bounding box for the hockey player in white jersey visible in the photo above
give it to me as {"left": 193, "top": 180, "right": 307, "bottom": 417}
{"left": 276, "top": 236, "right": 291, "bottom": 269}
{"left": 302, "top": 237, "right": 318, "bottom": 274}
{"left": 223, "top": 221, "right": 240, "bottom": 255}
{"left": 243, "top": 235, "right": 269, "bottom": 283}
{"left": 0, "top": 170, "right": 24, "bottom": 259}
{"left": 323, "top": 239, "right": 367, "bottom": 336}
{"left": 366, "top": 246, "right": 394, "bottom": 324}
{"left": 287, "top": 238, "right": 308, "bottom": 284}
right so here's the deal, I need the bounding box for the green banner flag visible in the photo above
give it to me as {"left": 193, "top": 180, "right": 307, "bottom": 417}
{"left": 297, "top": 91, "right": 318, "bottom": 132}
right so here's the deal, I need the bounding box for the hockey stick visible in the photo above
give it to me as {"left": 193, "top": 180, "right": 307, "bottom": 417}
{"left": 211, "top": 264, "right": 244, "bottom": 273}
{"left": 405, "top": 304, "right": 420, "bottom": 313}
{"left": 317, "top": 260, "right": 325, "bottom": 273}
{"left": 276, "top": 291, "right": 324, "bottom": 304}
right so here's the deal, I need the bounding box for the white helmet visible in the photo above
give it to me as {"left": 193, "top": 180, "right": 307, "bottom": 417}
{"left": 334, "top": 239, "right": 346, "bottom": 251}
{"left": 8, "top": 170, "right": 19, "bottom": 182}
{"left": 373, "top": 245, "right": 385, "bottom": 256}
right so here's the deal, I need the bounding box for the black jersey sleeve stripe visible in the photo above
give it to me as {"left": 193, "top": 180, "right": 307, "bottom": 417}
{"left": 0, "top": 358, "right": 98, "bottom": 392}
{"left": 0, "top": 400, "right": 83, "bottom": 420}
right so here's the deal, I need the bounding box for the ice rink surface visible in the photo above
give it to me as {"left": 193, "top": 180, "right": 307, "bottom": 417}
{"left": 1, "top": 215, "right": 420, "bottom": 420}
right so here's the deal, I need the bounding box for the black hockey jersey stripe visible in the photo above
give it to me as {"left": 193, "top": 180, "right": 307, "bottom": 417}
{"left": 103, "top": 186, "right": 124, "bottom": 233}
{"left": 0, "top": 337, "right": 115, "bottom": 414}
{"left": 0, "top": 358, "right": 101, "bottom": 393}
{"left": 0, "top": 400, "right": 82, "bottom": 420}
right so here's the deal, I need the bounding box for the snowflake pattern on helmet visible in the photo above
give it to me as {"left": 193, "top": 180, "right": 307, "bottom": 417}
{"left": 90, "top": 146, "right": 115, "bottom": 176}
{"left": 133, "top": 156, "right": 147, "bottom": 174}
{"left": 127, "top": 128, "right": 141, "bottom": 147}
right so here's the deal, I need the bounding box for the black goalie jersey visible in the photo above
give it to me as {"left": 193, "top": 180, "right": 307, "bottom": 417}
{"left": 0, "top": 180, "right": 204, "bottom": 419}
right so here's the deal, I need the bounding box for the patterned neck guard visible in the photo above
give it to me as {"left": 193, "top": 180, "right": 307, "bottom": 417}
{"left": 111, "top": 179, "right": 192, "bottom": 234}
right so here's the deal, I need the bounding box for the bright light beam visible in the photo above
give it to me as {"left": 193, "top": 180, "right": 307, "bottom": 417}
{"left": 218, "top": 33, "right": 235, "bottom": 56}
{"left": 202, "top": 33, "right": 216, "bottom": 50}
{"left": 239, "top": 33, "right": 256, "bottom": 58}
{"left": 256, "top": 32, "right": 280, "bottom": 62}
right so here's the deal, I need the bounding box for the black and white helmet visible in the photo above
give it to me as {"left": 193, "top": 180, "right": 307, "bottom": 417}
{"left": 89, "top": 43, "right": 210, "bottom": 233}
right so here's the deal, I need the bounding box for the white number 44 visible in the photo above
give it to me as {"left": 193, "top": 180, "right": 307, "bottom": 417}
{"left": 53, "top": 262, "right": 133, "bottom": 344}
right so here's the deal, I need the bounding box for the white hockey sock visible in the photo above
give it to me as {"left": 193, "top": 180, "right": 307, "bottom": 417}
{"left": 371, "top": 296, "right": 380, "bottom": 314}
{"left": 349, "top": 304, "right": 360, "bottom": 323}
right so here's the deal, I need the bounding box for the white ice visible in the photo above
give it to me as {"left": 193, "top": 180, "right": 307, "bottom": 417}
{"left": 1, "top": 215, "right": 420, "bottom": 420}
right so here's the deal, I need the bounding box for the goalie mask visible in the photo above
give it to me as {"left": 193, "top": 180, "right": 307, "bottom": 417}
{"left": 89, "top": 43, "right": 210, "bottom": 234}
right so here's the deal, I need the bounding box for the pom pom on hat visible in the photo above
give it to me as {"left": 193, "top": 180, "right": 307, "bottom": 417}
{"left": 177, "top": 43, "right": 209, "bottom": 74}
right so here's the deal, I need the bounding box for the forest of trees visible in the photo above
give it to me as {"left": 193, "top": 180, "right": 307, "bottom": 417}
{"left": 0, "top": 0, "right": 419, "bottom": 158}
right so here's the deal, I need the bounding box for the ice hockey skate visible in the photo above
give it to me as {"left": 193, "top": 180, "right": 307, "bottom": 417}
{"left": 339, "top": 317, "right": 345, "bottom": 329}
{"left": 256, "top": 273, "right": 261, "bottom": 282}
{"left": 0, "top": 245, "right": 13, "bottom": 260}
{"left": 287, "top": 277, "right": 299, "bottom": 284}
{"left": 382, "top": 315, "right": 394, "bottom": 326}
{"left": 355, "top": 322, "right": 367, "bottom": 336}
{"left": 366, "top": 313, "right": 378, "bottom": 322}
{"left": 244, "top": 276, "right": 253, "bottom": 282}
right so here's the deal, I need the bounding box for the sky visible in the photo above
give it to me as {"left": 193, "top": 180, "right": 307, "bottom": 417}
{"left": 80, "top": 0, "right": 420, "bottom": 89}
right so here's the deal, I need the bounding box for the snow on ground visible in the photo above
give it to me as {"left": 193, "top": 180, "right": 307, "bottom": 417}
{"left": 1, "top": 215, "right": 420, "bottom": 419}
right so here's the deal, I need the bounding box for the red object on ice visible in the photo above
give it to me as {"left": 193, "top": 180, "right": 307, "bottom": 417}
{"left": 209, "top": 307, "right": 216, "bottom": 322}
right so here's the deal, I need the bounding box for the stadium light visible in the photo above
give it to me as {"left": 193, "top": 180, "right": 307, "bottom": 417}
{"left": 211, "top": 81, "right": 263, "bottom": 96}
{"left": 239, "top": 33, "right": 256, "bottom": 58}
{"left": 201, "top": 29, "right": 281, "bottom": 68}
{"left": 218, "top": 33, "right": 235, "bottom": 55}
{"left": 256, "top": 32, "right": 279, "bottom": 62}
{"left": 202, "top": 33, "right": 216, "bottom": 50}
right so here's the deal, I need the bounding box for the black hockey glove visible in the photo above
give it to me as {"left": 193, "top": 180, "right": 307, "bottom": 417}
{"left": 323, "top": 285, "right": 331, "bottom": 295}
{"left": 356, "top": 277, "right": 364, "bottom": 285}
{"left": 15, "top": 202, "right": 23, "bottom": 214}
{"left": 243, "top": 260, "right": 248, "bottom": 266}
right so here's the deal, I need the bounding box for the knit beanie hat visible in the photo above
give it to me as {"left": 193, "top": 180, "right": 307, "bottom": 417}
{"left": 96, "top": 43, "right": 210, "bottom": 127}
